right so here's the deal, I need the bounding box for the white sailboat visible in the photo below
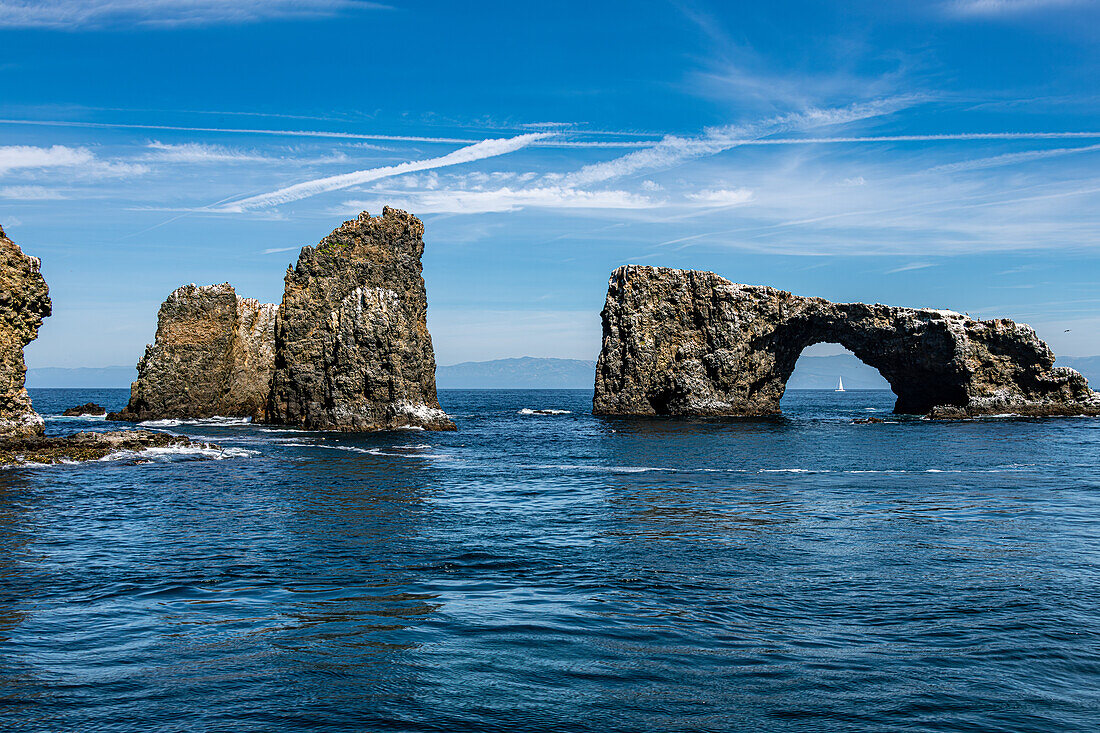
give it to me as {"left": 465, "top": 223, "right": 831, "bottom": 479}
{"left": 835, "top": 377, "right": 845, "bottom": 392}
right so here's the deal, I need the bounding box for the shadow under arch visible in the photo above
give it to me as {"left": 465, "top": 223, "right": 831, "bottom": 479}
{"left": 758, "top": 312, "right": 970, "bottom": 415}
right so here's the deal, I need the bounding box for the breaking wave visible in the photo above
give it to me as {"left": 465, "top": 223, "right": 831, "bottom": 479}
{"left": 139, "top": 417, "right": 253, "bottom": 428}
{"left": 518, "top": 408, "right": 572, "bottom": 415}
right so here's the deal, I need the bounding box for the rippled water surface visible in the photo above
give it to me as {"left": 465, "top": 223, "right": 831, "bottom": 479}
{"left": 3, "top": 388, "right": 1099, "bottom": 731}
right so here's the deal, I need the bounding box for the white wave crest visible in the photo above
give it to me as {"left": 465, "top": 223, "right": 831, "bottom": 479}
{"left": 98, "top": 444, "right": 255, "bottom": 462}
{"left": 518, "top": 408, "right": 572, "bottom": 415}
{"left": 138, "top": 416, "right": 253, "bottom": 428}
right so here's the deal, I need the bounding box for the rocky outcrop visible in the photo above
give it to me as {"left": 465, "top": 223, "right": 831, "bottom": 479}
{"left": 0, "top": 226, "right": 51, "bottom": 437}
{"left": 267, "top": 207, "right": 454, "bottom": 431}
{"left": 0, "top": 430, "right": 220, "bottom": 466}
{"left": 594, "top": 265, "right": 1100, "bottom": 418}
{"left": 63, "top": 402, "right": 106, "bottom": 416}
{"left": 109, "top": 284, "right": 275, "bottom": 422}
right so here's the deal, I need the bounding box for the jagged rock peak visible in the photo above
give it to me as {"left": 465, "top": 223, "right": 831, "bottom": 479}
{"left": 109, "top": 283, "right": 276, "bottom": 422}
{"left": 267, "top": 208, "right": 454, "bottom": 431}
{"left": 594, "top": 265, "right": 1100, "bottom": 418}
{"left": 0, "top": 225, "right": 52, "bottom": 437}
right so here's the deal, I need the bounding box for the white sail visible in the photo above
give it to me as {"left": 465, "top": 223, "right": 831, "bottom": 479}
{"left": 835, "top": 377, "right": 845, "bottom": 392}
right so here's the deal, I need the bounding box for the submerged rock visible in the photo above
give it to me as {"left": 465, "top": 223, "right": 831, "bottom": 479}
{"left": 109, "top": 284, "right": 275, "bottom": 422}
{"left": 0, "top": 225, "right": 51, "bottom": 437}
{"left": 594, "top": 265, "right": 1100, "bottom": 418}
{"left": 63, "top": 402, "right": 106, "bottom": 416}
{"left": 0, "top": 429, "right": 220, "bottom": 466}
{"left": 267, "top": 207, "right": 454, "bottom": 431}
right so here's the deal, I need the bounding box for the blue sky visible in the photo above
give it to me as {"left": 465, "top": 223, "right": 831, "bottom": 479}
{"left": 1, "top": 0, "right": 1098, "bottom": 368}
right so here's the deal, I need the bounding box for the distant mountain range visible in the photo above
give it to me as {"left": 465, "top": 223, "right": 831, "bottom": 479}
{"left": 436, "top": 357, "right": 596, "bottom": 389}
{"left": 25, "top": 355, "right": 1100, "bottom": 390}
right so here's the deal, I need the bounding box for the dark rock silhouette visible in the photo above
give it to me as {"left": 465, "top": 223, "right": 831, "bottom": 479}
{"left": 63, "top": 402, "right": 106, "bottom": 416}
{"left": 0, "top": 225, "right": 51, "bottom": 437}
{"left": 267, "top": 207, "right": 453, "bottom": 431}
{"left": 594, "top": 265, "right": 1100, "bottom": 418}
{"left": 109, "top": 284, "right": 275, "bottom": 422}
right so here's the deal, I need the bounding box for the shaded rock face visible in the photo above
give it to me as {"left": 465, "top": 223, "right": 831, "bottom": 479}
{"left": 267, "top": 207, "right": 453, "bottom": 431}
{"left": 110, "top": 284, "right": 275, "bottom": 422}
{"left": 63, "top": 402, "right": 106, "bottom": 416}
{"left": 0, "top": 226, "right": 51, "bottom": 437}
{"left": 594, "top": 265, "right": 1100, "bottom": 418}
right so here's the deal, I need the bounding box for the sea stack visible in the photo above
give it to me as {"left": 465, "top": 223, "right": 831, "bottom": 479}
{"left": 109, "top": 284, "right": 276, "bottom": 422}
{"left": 594, "top": 265, "right": 1100, "bottom": 418}
{"left": 267, "top": 207, "right": 454, "bottom": 431}
{"left": 0, "top": 225, "right": 51, "bottom": 437}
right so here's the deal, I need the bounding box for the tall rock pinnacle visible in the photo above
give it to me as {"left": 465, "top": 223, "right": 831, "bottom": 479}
{"left": 266, "top": 207, "right": 454, "bottom": 431}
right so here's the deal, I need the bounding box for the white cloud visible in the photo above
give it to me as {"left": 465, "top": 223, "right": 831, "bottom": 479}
{"left": 0, "top": 0, "right": 389, "bottom": 29}
{"left": 144, "top": 141, "right": 268, "bottom": 163}
{"left": 556, "top": 98, "right": 911, "bottom": 186}
{"left": 0, "top": 144, "right": 145, "bottom": 179}
{"left": 344, "top": 186, "right": 657, "bottom": 214}
{"left": 0, "top": 185, "right": 66, "bottom": 200}
{"left": 219, "top": 133, "right": 549, "bottom": 212}
{"left": 885, "top": 262, "right": 936, "bottom": 274}
{"left": 927, "top": 144, "right": 1100, "bottom": 173}
{"left": 0, "top": 145, "right": 93, "bottom": 173}
{"left": 685, "top": 188, "right": 754, "bottom": 205}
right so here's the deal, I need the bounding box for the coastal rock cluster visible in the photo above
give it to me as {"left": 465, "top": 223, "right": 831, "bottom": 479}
{"left": 0, "top": 226, "right": 52, "bottom": 437}
{"left": 268, "top": 207, "right": 453, "bottom": 431}
{"left": 109, "top": 284, "right": 276, "bottom": 422}
{"left": 113, "top": 208, "right": 453, "bottom": 431}
{"left": 594, "top": 265, "right": 1100, "bottom": 418}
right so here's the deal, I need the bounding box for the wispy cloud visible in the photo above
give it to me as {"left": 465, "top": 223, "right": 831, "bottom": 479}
{"left": 556, "top": 99, "right": 913, "bottom": 186}
{"left": 946, "top": 0, "right": 1083, "bottom": 17}
{"left": 0, "top": 0, "right": 389, "bottom": 29}
{"left": 885, "top": 262, "right": 936, "bottom": 274}
{"left": 144, "top": 141, "right": 268, "bottom": 163}
{"left": 685, "top": 188, "right": 754, "bottom": 205}
{"left": 217, "top": 133, "right": 549, "bottom": 212}
{"left": 0, "top": 185, "right": 67, "bottom": 200}
{"left": 927, "top": 143, "right": 1100, "bottom": 173}
{"left": 343, "top": 186, "right": 657, "bottom": 214}
{"left": 0, "top": 144, "right": 92, "bottom": 173}
{"left": 0, "top": 144, "right": 145, "bottom": 179}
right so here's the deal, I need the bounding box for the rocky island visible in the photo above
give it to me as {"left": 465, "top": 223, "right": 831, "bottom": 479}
{"left": 108, "top": 284, "right": 275, "bottom": 422}
{"left": 109, "top": 208, "right": 453, "bottom": 432}
{"left": 594, "top": 265, "right": 1100, "bottom": 418}
{"left": 0, "top": 226, "right": 216, "bottom": 466}
{"left": 266, "top": 207, "right": 454, "bottom": 431}
{"left": 1, "top": 225, "right": 52, "bottom": 437}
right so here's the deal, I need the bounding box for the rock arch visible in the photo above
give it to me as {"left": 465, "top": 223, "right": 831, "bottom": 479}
{"left": 593, "top": 265, "right": 1099, "bottom": 418}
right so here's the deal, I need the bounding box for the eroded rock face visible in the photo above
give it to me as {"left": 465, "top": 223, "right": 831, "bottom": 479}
{"left": 110, "top": 284, "right": 275, "bottom": 422}
{"left": 594, "top": 265, "right": 1100, "bottom": 418}
{"left": 0, "top": 226, "right": 51, "bottom": 437}
{"left": 267, "top": 207, "right": 454, "bottom": 431}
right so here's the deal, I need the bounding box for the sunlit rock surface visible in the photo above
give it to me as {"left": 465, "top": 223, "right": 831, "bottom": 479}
{"left": 0, "top": 225, "right": 51, "bottom": 437}
{"left": 594, "top": 265, "right": 1100, "bottom": 418}
{"left": 266, "top": 208, "right": 454, "bottom": 431}
{"left": 110, "top": 284, "right": 276, "bottom": 422}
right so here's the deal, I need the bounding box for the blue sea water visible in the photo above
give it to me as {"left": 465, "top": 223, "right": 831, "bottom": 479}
{"left": 2, "top": 388, "right": 1100, "bottom": 731}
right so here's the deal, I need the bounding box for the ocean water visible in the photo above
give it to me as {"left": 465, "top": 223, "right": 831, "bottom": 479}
{"left": 2, "top": 388, "right": 1099, "bottom": 732}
